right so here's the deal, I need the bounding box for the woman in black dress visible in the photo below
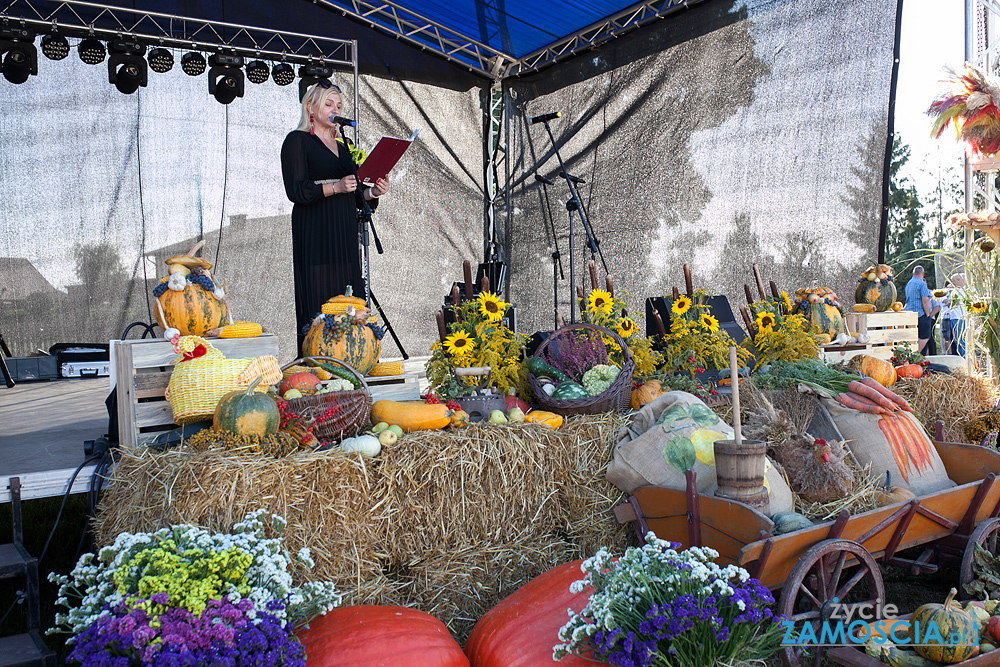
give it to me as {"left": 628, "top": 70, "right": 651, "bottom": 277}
{"left": 280, "top": 81, "right": 390, "bottom": 351}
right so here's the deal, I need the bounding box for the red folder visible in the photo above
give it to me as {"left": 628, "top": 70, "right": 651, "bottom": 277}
{"left": 356, "top": 130, "right": 418, "bottom": 184}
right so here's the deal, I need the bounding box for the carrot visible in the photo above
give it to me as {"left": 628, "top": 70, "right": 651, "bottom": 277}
{"left": 860, "top": 377, "right": 913, "bottom": 412}
{"left": 835, "top": 392, "right": 884, "bottom": 414}
{"left": 848, "top": 380, "right": 898, "bottom": 413}
{"left": 878, "top": 416, "right": 911, "bottom": 483}
{"left": 849, "top": 391, "right": 893, "bottom": 414}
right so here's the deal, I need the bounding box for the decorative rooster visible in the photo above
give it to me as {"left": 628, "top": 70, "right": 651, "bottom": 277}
{"left": 786, "top": 439, "right": 854, "bottom": 504}
{"left": 927, "top": 64, "right": 1000, "bottom": 157}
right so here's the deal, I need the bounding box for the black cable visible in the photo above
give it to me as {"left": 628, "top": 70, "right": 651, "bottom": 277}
{"left": 214, "top": 105, "right": 229, "bottom": 272}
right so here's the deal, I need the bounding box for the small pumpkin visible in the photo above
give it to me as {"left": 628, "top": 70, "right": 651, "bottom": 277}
{"left": 524, "top": 410, "right": 563, "bottom": 429}
{"left": 302, "top": 318, "right": 382, "bottom": 376}
{"left": 892, "top": 301, "right": 904, "bottom": 312}
{"left": 629, "top": 380, "right": 664, "bottom": 410}
{"left": 279, "top": 371, "right": 321, "bottom": 395}
{"left": 771, "top": 512, "right": 814, "bottom": 534}
{"left": 848, "top": 354, "right": 897, "bottom": 387}
{"left": 875, "top": 471, "right": 916, "bottom": 507}
{"left": 909, "top": 588, "right": 979, "bottom": 663}
{"left": 895, "top": 363, "right": 924, "bottom": 379}
{"left": 450, "top": 410, "right": 470, "bottom": 427}
{"left": 155, "top": 280, "right": 229, "bottom": 336}
{"left": 370, "top": 400, "right": 452, "bottom": 432}
{"left": 213, "top": 377, "right": 279, "bottom": 437}
{"left": 340, "top": 434, "right": 381, "bottom": 456}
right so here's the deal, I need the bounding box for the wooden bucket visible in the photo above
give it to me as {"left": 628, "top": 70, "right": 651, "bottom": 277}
{"left": 713, "top": 438, "right": 769, "bottom": 514}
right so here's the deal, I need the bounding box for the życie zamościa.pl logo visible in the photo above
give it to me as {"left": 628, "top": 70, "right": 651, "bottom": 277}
{"left": 781, "top": 597, "right": 980, "bottom": 648}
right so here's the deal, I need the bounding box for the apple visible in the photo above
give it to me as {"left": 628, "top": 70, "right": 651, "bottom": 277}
{"left": 505, "top": 395, "right": 531, "bottom": 414}
{"left": 378, "top": 430, "right": 398, "bottom": 446}
{"left": 987, "top": 615, "right": 1000, "bottom": 644}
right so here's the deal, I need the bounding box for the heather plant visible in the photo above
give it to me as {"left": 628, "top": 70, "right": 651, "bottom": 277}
{"left": 543, "top": 328, "right": 609, "bottom": 382}
{"left": 554, "top": 532, "right": 783, "bottom": 667}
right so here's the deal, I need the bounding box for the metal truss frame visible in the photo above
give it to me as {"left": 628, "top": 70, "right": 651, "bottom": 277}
{"left": 0, "top": 0, "right": 355, "bottom": 67}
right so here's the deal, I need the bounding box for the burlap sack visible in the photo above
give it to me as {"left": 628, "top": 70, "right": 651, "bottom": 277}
{"left": 817, "top": 396, "right": 955, "bottom": 495}
{"left": 607, "top": 391, "right": 794, "bottom": 514}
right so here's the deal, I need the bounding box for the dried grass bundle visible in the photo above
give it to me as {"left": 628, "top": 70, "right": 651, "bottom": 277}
{"left": 892, "top": 372, "right": 1000, "bottom": 443}
{"left": 93, "top": 415, "right": 633, "bottom": 641}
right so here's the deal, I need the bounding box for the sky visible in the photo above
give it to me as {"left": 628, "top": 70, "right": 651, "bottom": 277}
{"left": 894, "top": 0, "right": 967, "bottom": 202}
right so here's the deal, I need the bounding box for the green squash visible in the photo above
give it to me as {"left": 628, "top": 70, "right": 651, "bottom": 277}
{"left": 771, "top": 512, "right": 814, "bottom": 534}
{"left": 551, "top": 381, "right": 590, "bottom": 400}
{"left": 802, "top": 302, "right": 846, "bottom": 338}
{"left": 855, "top": 279, "right": 897, "bottom": 312}
{"left": 303, "top": 318, "right": 381, "bottom": 376}
{"left": 213, "top": 377, "right": 279, "bottom": 437}
{"left": 908, "top": 588, "right": 979, "bottom": 663}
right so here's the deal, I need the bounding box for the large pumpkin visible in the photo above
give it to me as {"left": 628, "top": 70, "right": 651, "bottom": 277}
{"left": 303, "top": 319, "right": 381, "bottom": 376}
{"left": 855, "top": 264, "right": 897, "bottom": 312}
{"left": 908, "top": 588, "right": 979, "bottom": 663}
{"left": 793, "top": 287, "right": 847, "bottom": 338}
{"left": 213, "top": 378, "right": 279, "bottom": 436}
{"left": 155, "top": 281, "right": 229, "bottom": 336}
{"left": 848, "top": 354, "right": 897, "bottom": 387}
{"left": 298, "top": 605, "right": 469, "bottom": 667}
{"left": 465, "top": 560, "right": 609, "bottom": 667}
{"left": 630, "top": 380, "right": 664, "bottom": 410}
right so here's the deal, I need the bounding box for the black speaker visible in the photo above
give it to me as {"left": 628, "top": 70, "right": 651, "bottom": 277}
{"left": 444, "top": 262, "right": 507, "bottom": 302}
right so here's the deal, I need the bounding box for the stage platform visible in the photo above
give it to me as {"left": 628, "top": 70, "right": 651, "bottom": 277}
{"left": 0, "top": 357, "right": 430, "bottom": 503}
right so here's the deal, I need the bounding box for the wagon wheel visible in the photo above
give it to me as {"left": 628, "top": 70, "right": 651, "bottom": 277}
{"left": 779, "top": 539, "right": 885, "bottom": 667}
{"left": 960, "top": 517, "right": 1000, "bottom": 600}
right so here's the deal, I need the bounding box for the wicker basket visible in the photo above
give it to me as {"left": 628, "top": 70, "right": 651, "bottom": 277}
{"left": 279, "top": 356, "right": 372, "bottom": 444}
{"left": 527, "top": 323, "right": 635, "bottom": 416}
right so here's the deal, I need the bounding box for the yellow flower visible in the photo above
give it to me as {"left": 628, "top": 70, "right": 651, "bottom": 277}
{"left": 478, "top": 292, "right": 506, "bottom": 322}
{"left": 781, "top": 291, "right": 792, "bottom": 312}
{"left": 972, "top": 301, "right": 989, "bottom": 313}
{"left": 700, "top": 313, "right": 719, "bottom": 332}
{"left": 587, "top": 289, "right": 614, "bottom": 314}
{"left": 755, "top": 311, "right": 776, "bottom": 333}
{"left": 617, "top": 317, "right": 637, "bottom": 338}
{"left": 672, "top": 296, "right": 692, "bottom": 315}
{"left": 444, "top": 331, "right": 475, "bottom": 356}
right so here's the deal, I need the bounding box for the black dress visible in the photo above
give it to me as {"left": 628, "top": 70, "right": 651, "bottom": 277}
{"left": 280, "top": 130, "right": 377, "bottom": 351}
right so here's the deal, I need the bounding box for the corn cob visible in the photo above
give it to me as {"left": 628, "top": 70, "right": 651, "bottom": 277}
{"left": 368, "top": 361, "right": 404, "bottom": 376}
{"left": 218, "top": 321, "right": 262, "bottom": 338}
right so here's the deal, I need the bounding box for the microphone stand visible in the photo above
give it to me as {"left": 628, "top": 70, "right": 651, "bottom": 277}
{"left": 538, "top": 121, "right": 608, "bottom": 323}
{"left": 535, "top": 174, "right": 565, "bottom": 330}
{"left": 339, "top": 122, "right": 409, "bottom": 359}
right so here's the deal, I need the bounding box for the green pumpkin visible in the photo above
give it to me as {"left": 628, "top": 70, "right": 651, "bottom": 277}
{"left": 908, "top": 588, "right": 979, "bottom": 663}
{"left": 802, "top": 302, "right": 846, "bottom": 338}
{"left": 551, "top": 381, "right": 590, "bottom": 400}
{"left": 303, "top": 319, "right": 381, "bottom": 376}
{"left": 771, "top": 512, "right": 814, "bottom": 534}
{"left": 213, "top": 377, "right": 279, "bottom": 436}
{"left": 155, "top": 281, "right": 229, "bottom": 336}
{"left": 855, "top": 279, "right": 897, "bottom": 312}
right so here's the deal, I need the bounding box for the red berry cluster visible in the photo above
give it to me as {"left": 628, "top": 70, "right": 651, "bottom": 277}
{"left": 445, "top": 399, "right": 462, "bottom": 411}
{"left": 277, "top": 399, "right": 303, "bottom": 428}
{"left": 315, "top": 405, "right": 340, "bottom": 423}
{"left": 422, "top": 393, "right": 442, "bottom": 404}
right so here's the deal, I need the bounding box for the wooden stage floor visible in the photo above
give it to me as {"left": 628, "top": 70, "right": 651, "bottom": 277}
{"left": 0, "top": 357, "right": 430, "bottom": 503}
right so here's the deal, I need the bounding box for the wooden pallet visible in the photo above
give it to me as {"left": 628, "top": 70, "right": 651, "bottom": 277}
{"left": 846, "top": 310, "right": 919, "bottom": 361}
{"left": 112, "top": 335, "right": 280, "bottom": 450}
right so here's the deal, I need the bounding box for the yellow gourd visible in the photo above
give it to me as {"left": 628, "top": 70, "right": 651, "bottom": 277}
{"left": 892, "top": 301, "right": 904, "bottom": 312}
{"left": 450, "top": 410, "right": 470, "bottom": 427}
{"left": 218, "top": 321, "right": 263, "bottom": 338}
{"left": 370, "top": 400, "right": 452, "bottom": 432}
{"left": 524, "top": 410, "right": 563, "bottom": 429}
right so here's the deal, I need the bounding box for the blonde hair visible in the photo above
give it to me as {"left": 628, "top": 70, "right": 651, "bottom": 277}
{"left": 296, "top": 82, "right": 343, "bottom": 133}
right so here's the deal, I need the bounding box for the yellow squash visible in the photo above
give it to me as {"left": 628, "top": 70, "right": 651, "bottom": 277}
{"left": 370, "top": 400, "right": 452, "bottom": 432}
{"left": 524, "top": 410, "right": 563, "bottom": 429}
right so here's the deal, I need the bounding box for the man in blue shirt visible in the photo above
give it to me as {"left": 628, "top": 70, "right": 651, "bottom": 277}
{"left": 904, "top": 265, "right": 933, "bottom": 353}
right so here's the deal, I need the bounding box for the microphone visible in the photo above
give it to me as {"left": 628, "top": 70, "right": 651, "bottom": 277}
{"left": 528, "top": 111, "right": 561, "bottom": 125}
{"left": 534, "top": 173, "right": 555, "bottom": 186}
{"left": 330, "top": 115, "right": 356, "bottom": 127}
{"left": 566, "top": 174, "right": 586, "bottom": 185}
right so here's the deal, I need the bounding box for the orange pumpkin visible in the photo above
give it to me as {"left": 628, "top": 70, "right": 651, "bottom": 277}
{"left": 629, "top": 380, "right": 664, "bottom": 410}
{"left": 848, "top": 354, "right": 897, "bottom": 387}
{"left": 895, "top": 363, "right": 924, "bottom": 379}
{"left": 155, "top": 281, "right": 229, "bottom": 336}
{"left": 303, "top": 318, "right": 382, "bottom": 376}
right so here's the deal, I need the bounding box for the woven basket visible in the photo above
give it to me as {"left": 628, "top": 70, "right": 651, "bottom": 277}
{"left": 527, "top": 323, "right": 635, "bottom": 416}
{"left": 166, "top": 337, "right": 269, "bottom": 425}
{"left": 279, "top": 356, "right": 372, "bottom": 444}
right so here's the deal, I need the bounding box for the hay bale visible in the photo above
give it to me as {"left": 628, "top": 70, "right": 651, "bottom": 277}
{"left": 891, "top": 372, "right": 1000, "bottom": 443}
{"left": 94, "top": 415, "right": 633, "bottom": 641}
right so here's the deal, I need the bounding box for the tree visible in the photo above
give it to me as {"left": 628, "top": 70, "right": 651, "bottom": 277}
{"left": 884, "top": 135, "right": 935, "bottom": 294}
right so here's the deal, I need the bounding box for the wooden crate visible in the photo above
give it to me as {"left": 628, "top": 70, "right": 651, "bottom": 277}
{"left": 846, "top": 310, "right": 919, "bottom": 360}
{"left": 112, "top": 335, "right": 280, "bottom": 450}
{"left": 819, "top": 343, "right": 872, "bottom": 364}
{"left": 366, "top": 373, "right": 421, "bottom": 402}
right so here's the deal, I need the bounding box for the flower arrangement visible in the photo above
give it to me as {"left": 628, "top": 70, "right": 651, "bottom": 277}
{"left": 49, "top": 510, "right": 341, "bottom": 666}
{"left": 579, "top": 288, "right": 663, "bottom": 379}
{"left": 554, "top": 533, "right": 783, "bottom": 667}
{"left": 425, "top": 291, "right": 530, "bottom": 400}
{"left": 748, "top": 296, "right": 820, "bottom": 371}
{"left": 660, "top": 291, "right": 750, "bottom": 377}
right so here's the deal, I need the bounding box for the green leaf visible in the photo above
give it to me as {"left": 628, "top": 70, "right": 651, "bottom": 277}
{"left": 663, "top": 436, "right": 697, "bottom": 472}
{"left": 688, "top": 403, "right": 720, "bottom": 428}
{"left": 655, "top": 404, "right": 690, "bottom": 426}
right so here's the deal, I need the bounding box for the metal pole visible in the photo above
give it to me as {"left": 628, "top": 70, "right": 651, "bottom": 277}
{"left": 966, "top": 0, "right": 976, "bottom": 374}
{"left": 352, "top": 40, "right": 359, "bottom": 146}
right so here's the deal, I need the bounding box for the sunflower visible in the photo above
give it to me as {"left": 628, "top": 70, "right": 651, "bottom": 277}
{"left": 755, "top": 311, "right": 777, "bottom": 333}
{"left": 700, "top": 313, "right": 719, "bottom": 332}
{"left": 972, "top": 301, "right": 989, "bottom": 313}
{"left": 617, "top": 317, "right": 637, "bottom": 338}
{"left": 780, "top": 291, "right": 792, "bottom": 312}
{"left": 587, "top": 289, "right": 614, "bottom": 314}
{"left": 932, "top": 289, "right": 947, "bottom": 298}
{"left": 444, "top": 331, "right": 475, "bottom": 356}
{"left": 672, "top": 296, "right": 692, "bottom": 315}
{"left": 478, "top": 292, "right": 506, "bottom": 322}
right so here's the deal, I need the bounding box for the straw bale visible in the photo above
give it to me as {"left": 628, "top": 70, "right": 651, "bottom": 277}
{"left": 94, "top": 415, "right": 634, "bottom": 641}
{"left": 891, "top": 372, "right": 1000, "bottom": 443}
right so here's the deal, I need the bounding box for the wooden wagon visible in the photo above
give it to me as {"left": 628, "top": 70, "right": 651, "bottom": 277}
{"left": 613, "top": 424, "right": 1000, "bottom": 667}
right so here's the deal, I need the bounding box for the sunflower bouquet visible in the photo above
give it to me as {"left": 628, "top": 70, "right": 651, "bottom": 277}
{"left": 579, "top": 288, "right": 662, "bottom": 379}
{"left": 660, "top": 291, "right": 750, "bottom": 376}
{"left": 748, "top": 294, "right": 820, "bottom": 371}
{"left": 424, "top": 291, "right": 530, "bottom": 400}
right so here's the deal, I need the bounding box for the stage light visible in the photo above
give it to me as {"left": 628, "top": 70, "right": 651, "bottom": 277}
{"left": 78, "top": 37, "right": 106, "bottom": 65}
{"left": 298, "top": 61, "right": 335, "bottom": 101}
{"left": 40, "top": 33, "right": 69, "bottom": 60}
{"left": 271, "top": 62, "right": 294, "bottom": 86}
{"left": 147, "top": 47, "right": 173, "bottom": 73}
{"left": 208, "top": 52, "right": 244, "bottom": 104}
{"left": 181, "top": 51, "right": 205, "bottom": 76}
{"left": 246, "top": 59, "right": 269, "bottom": 84}
{"left": 0, "top": 27, "right": 37, "bottom": 84}
{"left": 108, "top": 37, "right": 147, "bottom": 94}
